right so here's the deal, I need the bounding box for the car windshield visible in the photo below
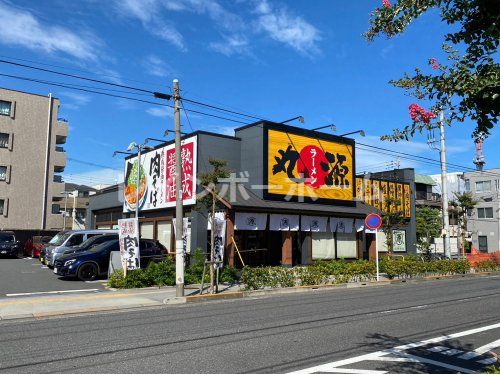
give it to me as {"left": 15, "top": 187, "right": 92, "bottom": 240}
{"left": 49, "top": 232, "right": 70, "bottom": 246}
{"left": 0, "top": 234, "right": 15, "bottom": 243}
{"left": 77, "top": 235, "right": 114, "bottom": 250}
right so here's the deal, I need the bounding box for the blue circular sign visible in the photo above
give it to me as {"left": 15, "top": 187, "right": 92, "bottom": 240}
{"left": 365, "top": 213, "right": 382, "bottom": 230}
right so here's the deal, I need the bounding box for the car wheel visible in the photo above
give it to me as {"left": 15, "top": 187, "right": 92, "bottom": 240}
{"left": 77, "top": 263, "right": 98, "bottom": 281}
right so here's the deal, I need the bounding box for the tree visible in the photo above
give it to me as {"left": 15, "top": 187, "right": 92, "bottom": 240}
{"left": 415, "top": 206, "right": 441, "bottom": 259}
{"left": 381, "top": 196, "right": 406, "bottom": 254}
{"left": 449, "top": 191, "right": 477, "bottom": 255}
{"left": 365, "top": 0, "right": 499, "bottom": 141}
{"left": 197, "top": 158, "right": 231, "bottom": 293}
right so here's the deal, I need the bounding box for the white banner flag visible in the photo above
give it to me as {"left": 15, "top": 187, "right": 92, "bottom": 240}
{"left": 208, "top": 212, "right": 226, "bottom": 268}
{"left": 234, "top": 213, "right": 267, "bottom": 230}
{"left": 118, "top": 218, "right": 140, "bottom": 271}
{"left": 269, "top": 214, "right": 299, "bottom": 231}
{"left": 301, "top": 216, "right": 328, "bottom": 232}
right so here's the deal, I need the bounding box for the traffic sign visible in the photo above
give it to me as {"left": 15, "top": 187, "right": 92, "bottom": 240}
{"left": 365, "top": 213, "right": 382, "bottom": 230}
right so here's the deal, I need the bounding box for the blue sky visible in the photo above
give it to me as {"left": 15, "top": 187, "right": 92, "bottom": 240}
{"left": 0, "top": 0, "right": 496, "bottom": 187}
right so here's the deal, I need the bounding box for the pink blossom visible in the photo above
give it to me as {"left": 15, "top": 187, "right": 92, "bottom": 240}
{"left": 429, "top": 57, "right": 440, "bottom": 70}
{"left": 382, "top": 0, "right": 391, "bottom": 8}
{"left": 409, "top": 103, "right": 436, "bottom": 124}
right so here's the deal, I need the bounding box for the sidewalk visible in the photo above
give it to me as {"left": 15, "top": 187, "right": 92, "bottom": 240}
{"left": 0, "top": 284, "right": 238, "bottom": 320}
{"left": 0, "top": 272, "right": 496, "bottom": 321}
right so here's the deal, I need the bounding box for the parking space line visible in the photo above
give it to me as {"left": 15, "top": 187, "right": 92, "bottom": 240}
{"left": 475, "top": 338, "right": 500, "bottom": 354}
{"left": 477, "top": 357, "right": 497, "bottom": 365}
{"left": 6, "top": 289, "right": 100, "bottom": 297}
{"left": 395, "top": 353, "right": 475, "bottom": 374}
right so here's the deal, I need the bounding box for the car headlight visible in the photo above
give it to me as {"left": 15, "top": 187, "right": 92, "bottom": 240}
{"left": 64, "top": 259, "right": 76, "bottom": 267}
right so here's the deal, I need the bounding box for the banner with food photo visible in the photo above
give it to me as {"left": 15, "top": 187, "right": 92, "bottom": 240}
{"left": 123, "top": 136, "right": 197, "bottom": 212}
{"left": 265, "top": 127, "right": 354, "bottom": 203}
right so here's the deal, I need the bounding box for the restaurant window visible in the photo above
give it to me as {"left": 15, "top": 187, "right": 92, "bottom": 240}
{"left": 0, "top": 166, "right": 6, "bottom": 181}
{"left": 478, "top": 236, "right": 488, "bottom": 253}
{"left": 477, "top": 207, "right": 493, "bottom": 219}
{"left": 312, "top": 232, "right": 335, "bottom": 259}
{"left": 336, "top": 232, "right": 357, "bottom": 258}
{"left": 157, "top": 221, "right": 172, "bottom": 252}
{"left": 475, "top": 180, "right": 491, "bottom": 193}
{"left": 0, "top": 100, "right": 11, "bottom": 116}
{"left": 140, "top": 222, "right": 154, "bottom": 239}
{"left": 0, "top": 133, "right": 8, "bottom": 149}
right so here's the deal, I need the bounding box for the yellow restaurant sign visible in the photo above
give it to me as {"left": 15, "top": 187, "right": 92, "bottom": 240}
{"left": 266, "top": 128, "right": 355, "bottom": 203}
{"left": 355, "top": 177, "right": 411, "bottom": 217}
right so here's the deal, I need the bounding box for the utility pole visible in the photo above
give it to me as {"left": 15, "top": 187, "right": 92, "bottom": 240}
{"left": 72, "top": 193, "right": 77, "bottom": 230}
{"left": 135, "top": 146, "right": 142, "bottom": 220}
{"left": 173, "top": 79, "right": 185, "bottom": 297}
{"left": 62, "top": 192, "right": 68, "bottom": 230}
{"left": 439, "top": 110, "right": 451, "bottom": 259}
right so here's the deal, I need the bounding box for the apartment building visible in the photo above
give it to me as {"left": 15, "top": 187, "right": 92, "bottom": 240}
{"left": 463, "top": 168, "right": 500, "bottom": 253}
{"left": 0, "top": 87, "right": 68, "bottom": 230}
{"left": 59, "top": 183, "right": 96, "bottom": 230}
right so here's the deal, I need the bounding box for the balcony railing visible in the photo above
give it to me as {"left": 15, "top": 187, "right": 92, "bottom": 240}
{"left": 53, "top": 175, "right": 63, "bottom": 183}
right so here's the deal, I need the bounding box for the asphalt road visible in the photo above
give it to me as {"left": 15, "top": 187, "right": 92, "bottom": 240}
{"left": 0, "top": 275, "right": 498, "bottom": 373}
{"left": 0, "top": 257, "right": 107, "bottom": 296}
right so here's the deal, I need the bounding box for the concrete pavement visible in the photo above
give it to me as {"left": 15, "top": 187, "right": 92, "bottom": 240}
{"left": 0, "top": 275, "right": 498, "bottom": 373}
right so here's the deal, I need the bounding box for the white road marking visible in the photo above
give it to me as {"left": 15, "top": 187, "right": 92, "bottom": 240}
{"left": 440, "top": 348, "right": 463, "bottom": 356}
{"left": 287, "top": 322, "right": 500, "bottom": 374}
{"left": 372, "top": 354, "right": 475, "bottom": 373}
{"left": 475, "top": 338, "right": 500, "bottom": 354}
{"left": 458, "top": 351, "right": 482, "bottom": 360}
{"left": 477, "top": 357, "right": 497, "bottom": 365}
{"left": 6, "top": 289, "right": 100, "bottom": 297}
{"left": 427, "top": 346, "right": 448, "bottom": 352}
{"left": 316, "top": 369, "right": 387, "bottom": 374}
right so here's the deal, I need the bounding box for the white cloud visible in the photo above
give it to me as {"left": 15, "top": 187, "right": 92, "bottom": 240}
{"left": 0, "top": 1, "right": 101, "bottom": 61}
{"left": 146, "top": 106, "right": 174, "bottom": 118}
{"left": 115, "top": 0, "right": 186, "bottom": 50}
{"left": 254, "top": 0, "right": 321, "bottom": 55}
{"left": 64, "top": 168, "right": 124, "bottom": 187}
{"left": 209, "top": 35, "right": 250, "bottom": 57}
{"left": 59, "top": 91, "right": 92, "bottom": 111}
{"left": 143, "top": 55, "right": 175, "bottom": 78}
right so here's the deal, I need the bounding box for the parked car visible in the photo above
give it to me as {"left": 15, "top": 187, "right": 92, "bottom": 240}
{"left": 43, "top": 230, "right": 117, "bottom": 267}
{"left": 54, "top": 239, "right": 167, "bottom": 281}
{"left": 24, "top": 236, "right": 52, "bottom": 258}
{"left": 0, "top": 231, "right": 20, "bottom": 258}
{"left": 51, "top": 234, "right": 119, "bottom": 265}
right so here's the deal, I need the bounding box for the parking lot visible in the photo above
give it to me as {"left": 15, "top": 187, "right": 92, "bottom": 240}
{"left": 0, "top": 256, "right": 107, "bottom": 297}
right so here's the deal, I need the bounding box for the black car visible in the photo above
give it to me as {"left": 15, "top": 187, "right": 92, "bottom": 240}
{"left": 54, "top": 239, "right": 167, "bottom": 281}
{"left": 0, "top": 231, "right": 20, "bottom": 258}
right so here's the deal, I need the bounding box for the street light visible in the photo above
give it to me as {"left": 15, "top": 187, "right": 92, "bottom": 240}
{"left": 60, "top": 191, "right": 71, "bottom": 229}
{"left": 163, "top": 129, "right": 186, "bottom": 137}
{"left": 144, "top": 137, "right": 165, "bottom": 145}
{"left": 312, "top": 124, "right": 337, "bottom": 132}
{"left": 339, "top": 130, "right": 365, "bottom": 137}
{"left": 281, "top": 116, "right": 305, "bottom": 124}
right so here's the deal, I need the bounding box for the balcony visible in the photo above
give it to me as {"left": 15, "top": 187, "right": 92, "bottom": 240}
{"left": 55, "top": 119, "right": 68, "bottom": 145}
{"left": 53, "top": 147, "right": 66, "bottom": 173}
{"left": 53, "top": 174, "right": 63, "bottom": 183}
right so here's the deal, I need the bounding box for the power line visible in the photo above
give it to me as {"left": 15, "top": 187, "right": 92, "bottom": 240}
{"left": 182, "top": 97, "right": 265, "bottom": 121}
{"left": 0, "top": 54, "right": 167, "bottom": 90}
{"left": 0, "top": 58, "right": 155, "bottom": 94}
{"left": 1, "top": 72, "right": 250, "bottom": 125}
{"left": 67, "top": 157, "right": 122, "bottom": 171}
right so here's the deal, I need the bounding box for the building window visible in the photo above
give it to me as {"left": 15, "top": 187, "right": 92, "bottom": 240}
{"left": 0, "top": 100, "right": 11, "bottom": 116}
{"left": 0, "top": 133, "right": 8, "bottom": 149}
{"left": 464, "top": 180, "right": 470, "bottom": 192}
{"left": 51, "top": 204, "right": 61, "bottom": 214}
{"left": 0, "top": 199, "right": 4, "bottom": 215}
{"left": 0, "top": 166, "right": 6, "bottom": 181}
{"left": 478, "top": 236, "right": 488, "bottom": 253}
{"left": 477, "top": 207, "right": 494, "bottom": 219}
{"left": 475, "top": 180, "right": 491, "bottom": 193}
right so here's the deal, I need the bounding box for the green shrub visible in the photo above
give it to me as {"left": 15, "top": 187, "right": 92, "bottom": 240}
{"left": 108, "top": 270, "right": 126, "bottom": 288}
{"left": 185, "top": 248, "right": 208, "bottom": 285}
{"left": 220, "top": 266, "right": 239, "bottom": 283}
{"left": 475, "top": 259, "right": 499, "bottom": 272}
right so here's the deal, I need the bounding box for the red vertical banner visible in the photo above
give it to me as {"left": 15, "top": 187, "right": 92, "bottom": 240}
{"left": 165, "top": 140, "right": 196, "bottom": 205}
